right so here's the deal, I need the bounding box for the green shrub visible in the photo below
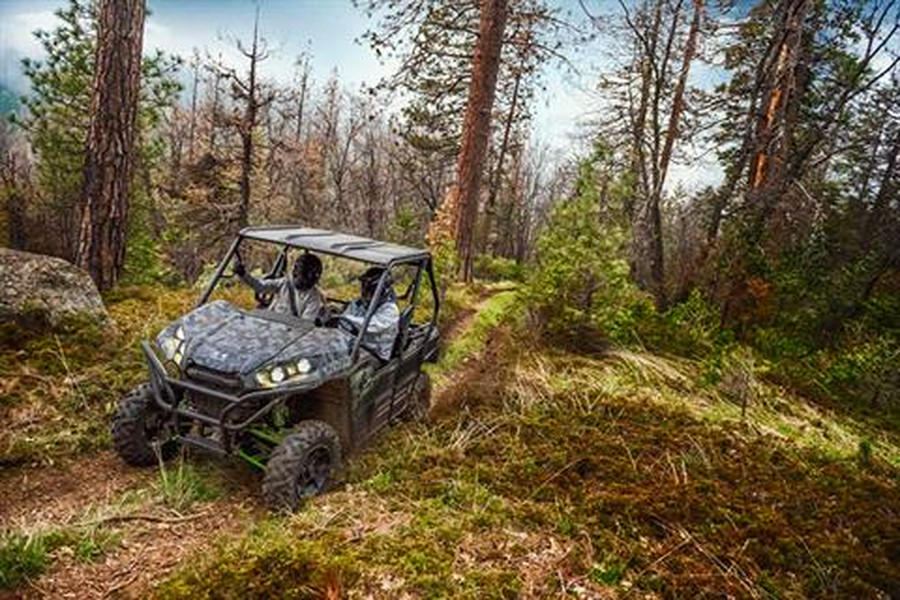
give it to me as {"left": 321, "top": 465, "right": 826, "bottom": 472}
{"left": 472, "top": 255, "right": 525, "bottom": 282}
{"left": 644, "top": 290, "right": 734, "bottom": 359}
{"left": 819, "top": 333, "right": 899, "bottom": 403}
{"left": 430, "top": 234, "right": 459, "bottom": 296}
{"left": 157, "top": 527, "right": 348, "bottom": 599}
{"left": 0, "top": 523, "right": 118, "bottom": 590}
{"left": 526, "top": 192, "right": 651, "bottom": 347}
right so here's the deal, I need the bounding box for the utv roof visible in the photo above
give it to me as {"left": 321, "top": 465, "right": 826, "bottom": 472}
{"left": 239, "top": 226, "right": 430, "bottom": 266}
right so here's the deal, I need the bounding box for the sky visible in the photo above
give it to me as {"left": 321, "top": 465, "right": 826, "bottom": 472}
{"left": 0, "top": 0, "right": 724, "bottom": 189}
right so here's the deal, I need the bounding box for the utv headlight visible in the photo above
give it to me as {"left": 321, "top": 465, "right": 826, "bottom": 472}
{"left": 270, "top": 366, "right": 286, "bottom": 384}
{"left": 254, "top": 359, "right": 316, "bottom": 388}
{"left": 159, "top": 325, "right": 187, "bottom": 365}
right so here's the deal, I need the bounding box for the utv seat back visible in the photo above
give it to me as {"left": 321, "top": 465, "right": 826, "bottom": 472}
{"left": 392, "top": 305, "right": 414, "bottom": 359}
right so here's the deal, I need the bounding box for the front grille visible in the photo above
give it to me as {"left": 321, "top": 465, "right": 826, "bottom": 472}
{"left": 184, "top": 365, "right": 242, "bottom": 392}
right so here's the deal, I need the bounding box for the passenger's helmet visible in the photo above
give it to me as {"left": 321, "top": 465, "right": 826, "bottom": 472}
{"left": 359, "top": 267, "right": 388, "bottom": 305}
{"left": 293, "top": 253, "right": 322, "bottom": 290}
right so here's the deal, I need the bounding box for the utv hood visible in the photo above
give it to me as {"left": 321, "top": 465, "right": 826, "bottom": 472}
{"left": 156, "top": 300, "right": 353, "bottom": 377}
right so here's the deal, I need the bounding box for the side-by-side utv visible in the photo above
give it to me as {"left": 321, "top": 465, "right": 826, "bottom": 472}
{"left": 111, "top": 227, "right": 440, "bottom": 509}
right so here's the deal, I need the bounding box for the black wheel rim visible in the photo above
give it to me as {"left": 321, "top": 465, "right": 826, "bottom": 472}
{"left": 143, "top": 410, "right": 164, "bottom": 440}
{"left": 296, "top": 447, "right": 332, "bottom": 498}
{"left": 143, "top": 408, "right": 175, "bottom": 452}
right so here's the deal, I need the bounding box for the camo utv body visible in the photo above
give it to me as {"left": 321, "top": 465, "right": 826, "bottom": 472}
{"left": 112, "top": 227, "right": 440, "bottom": 510}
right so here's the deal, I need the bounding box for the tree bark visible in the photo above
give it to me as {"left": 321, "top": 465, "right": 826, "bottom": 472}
{"left": 187, "top": 59, "right": 199, "bottom": 163}
{"left": 1, "top": 154, "right": 28, "bottom": 250}
{"left": 626, "top": 0, "right": 687, "bottom": 311}
{"left": 657, "top": 0, "right": 702, "bottom": 196}
{"left": 237, "top": 10, "right": 261, "bottom": 231}
{"left": 747, "top": 0, "right": 809, "bottom": 197}
{"left": 481, "top": 70, "right": 521, "bottom": 255}
{"left": 452, "top": 0, "right": 509, "bottom": 281}
{"left": 76, "top": 0, "right": 145, "bottom": 290}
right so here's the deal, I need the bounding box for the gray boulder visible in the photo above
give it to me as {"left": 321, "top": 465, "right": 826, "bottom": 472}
{"left": 0, "top": 248, "right": 108, "bottom": 327}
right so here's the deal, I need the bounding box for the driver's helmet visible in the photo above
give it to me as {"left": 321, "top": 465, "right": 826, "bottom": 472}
{"left": 359, "top": 267, "right": 390, "bottom": 306}
{"left": 293, "top": 253, "right": 323, "bottom": 290}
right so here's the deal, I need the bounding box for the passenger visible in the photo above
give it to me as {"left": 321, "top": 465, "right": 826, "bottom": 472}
{"left": 235, "top": 253, "right": 326, "bottom": 321}
{"left": 340, "top": 267, "right": 400, "bottom": 361}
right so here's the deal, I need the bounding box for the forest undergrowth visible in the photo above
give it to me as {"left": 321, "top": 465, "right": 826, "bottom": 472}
{"left": 0, "top": 281, "right": 898, "bottom": 597}
{"left": 155, "top": 288, "right": 900, "bottom": 599}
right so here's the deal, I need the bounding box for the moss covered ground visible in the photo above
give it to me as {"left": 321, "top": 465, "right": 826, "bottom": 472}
{"left": 2, "top": 284, "right": 898, "bottom": 597}
{"left": 157, "top": 291, "right": 900, "bottom": 599}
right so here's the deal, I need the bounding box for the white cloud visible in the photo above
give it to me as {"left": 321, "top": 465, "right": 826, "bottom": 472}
{"left": 0, "top": 9, "right": 61, "bottom": 91}
{"left": 0, "top": 10, "right": 59, "bottom": 58}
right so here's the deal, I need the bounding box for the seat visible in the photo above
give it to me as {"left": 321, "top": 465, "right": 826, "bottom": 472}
{"left": 391, "top": 306, "right": 414, "bottom": 359}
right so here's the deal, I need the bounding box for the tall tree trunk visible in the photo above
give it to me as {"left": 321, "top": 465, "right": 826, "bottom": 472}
{"left": 863, "top": 128, "right": 900, "bottom": 251}
{"left": 659, "top": 0, "right": 703, "bottom": 304}
{"left": 747, "top": 0, "right": 809, "bottom": 199}
{"left": 2, "top": 155, "right": 27, "bottom": 250}
{"left": 76, "top": 0, "right": 145, "bottom": 290}
{"left": 187, "top": 59, "right": 199, "bottom": 164}
{"left": 657, "top": 0, "right": 702, "bottom": 195}
{"left": 209, "top": 71, "right": 221, "bottom": 155}
{"left": 452, "top": 0, "right": 509, "bottom": 281}
{"left": 481, "top": 70, "right": 521, "bottom": 255}
{"left": 296, "top": 58, "right": 310, "bottom": 144}
{"left": 237, "top": 11, "right": 261, "bottom": 231}
{"left": 627, "top": 0, "right": 676, "bottom": 310}
{"left": 718, "top": 0, "right": 810, "bottom": 324}
{"left": 631, "top": 188, "right": 667, "bottom": 308}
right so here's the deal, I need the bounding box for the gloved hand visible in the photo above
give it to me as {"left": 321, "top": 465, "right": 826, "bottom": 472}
{"left": 233, "top": 260, "right": 246, "bottom": 278}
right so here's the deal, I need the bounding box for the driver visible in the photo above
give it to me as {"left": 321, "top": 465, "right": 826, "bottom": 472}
{"left": 234, "top": 252, "right": 326, "bottom": 321}
{"left": 339, "top": 267, "right": 400, "bottom": 361}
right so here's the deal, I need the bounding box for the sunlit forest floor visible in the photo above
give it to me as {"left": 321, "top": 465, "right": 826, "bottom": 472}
{"left": 1, "top": 283, "right": 898, "bottom": 598}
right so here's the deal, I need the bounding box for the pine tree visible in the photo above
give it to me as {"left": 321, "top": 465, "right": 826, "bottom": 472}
{"left": 75, "top": 0, "right": 147, "bottom": 290}
{"left": 15, "top": 0, "right": 180, "bottom": 261}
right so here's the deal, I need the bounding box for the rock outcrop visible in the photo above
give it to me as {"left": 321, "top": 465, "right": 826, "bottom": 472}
{"left": 0, "top": 248, "right": 108, "bottom": 327}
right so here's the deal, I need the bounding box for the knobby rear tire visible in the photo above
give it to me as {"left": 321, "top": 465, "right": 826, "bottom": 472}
{"left": 407, "top": 371, "right": 432, "bottom": 422}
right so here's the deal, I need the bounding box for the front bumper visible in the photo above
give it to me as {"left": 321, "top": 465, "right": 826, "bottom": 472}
{"left": 142, "top": 342, "right": 315, "bottom": 450}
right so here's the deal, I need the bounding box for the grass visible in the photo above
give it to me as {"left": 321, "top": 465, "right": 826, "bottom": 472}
{"left": 0, "top": 459, "right": 226, "bottom": 591}
{"left": 0, "top": 485, "right": 160, "bottom": 590}
{"left": 0, "top": 532, "right": 48, "bottom": 589}
{"left": 156, "top": 319, "right": 900, "bottom": 598}
{"left": 155, "top": 458, "right": 222, "bottom": 512}
{"left": 0, "top": 284, "right": 260, "bottom": 464}
{"left": 426, "top": 287, "right": 519, "bottom": 387}
{"left": 5, "top": 280, "right": 899, "bottom": 596}
{"left": 598, "top": 347, "right": 900, "bottom": 467}
{"left": 0, "top": 285, "right": 198, "bottom": 464}
{"left": 0, "top": 521, "right": 122, "bottom": 589}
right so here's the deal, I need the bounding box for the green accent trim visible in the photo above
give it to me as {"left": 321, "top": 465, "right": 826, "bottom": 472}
{"left": 237, "top": 448, "right": 266, "bottom": 470}
{"left": 248, "top": 427, "right": 282, "bottom": 446}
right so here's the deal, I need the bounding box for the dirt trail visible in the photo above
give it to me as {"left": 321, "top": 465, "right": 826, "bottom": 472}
{"left": 0, "top": 453, "right": 150, "bottom": 528}
{"left": 1, "top": 288, "right": 509, "bottom": 599}
{"left": 0, "top": 452, "right": 261, "bottom": 599}
{"left": 21, "top": 496, "right": 257, "bottom": 599}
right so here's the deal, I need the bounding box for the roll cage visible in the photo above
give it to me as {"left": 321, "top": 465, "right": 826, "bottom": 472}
{"left": 197, "top": 226, "right": 440, "bottom": 363}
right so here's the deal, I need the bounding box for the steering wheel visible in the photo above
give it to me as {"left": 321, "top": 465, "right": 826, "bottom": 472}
{"left": 327, "top": 315, "right": 360, "bottom": 336}
{"left": 337, "top": 316, "right": 361, "bottom": 336}
{"left": 326, "top": 316, "right": 387, "bottom": 360}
